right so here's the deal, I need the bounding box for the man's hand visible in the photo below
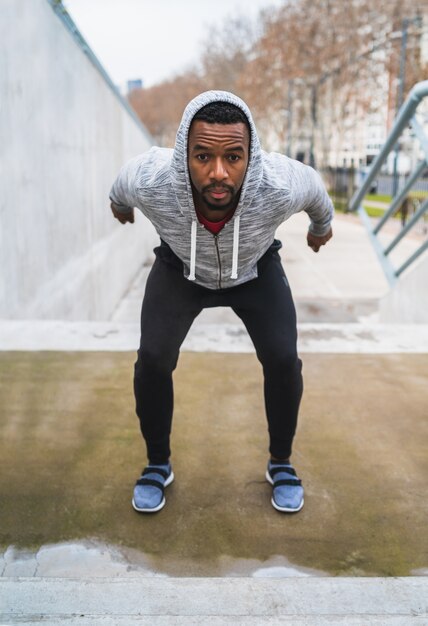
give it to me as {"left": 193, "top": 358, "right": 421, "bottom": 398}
{"left": 110, "top": 201, "right": 134, "bottom": 224}
{"left": 307, "top": 227, "right": 333, "bottom": 253}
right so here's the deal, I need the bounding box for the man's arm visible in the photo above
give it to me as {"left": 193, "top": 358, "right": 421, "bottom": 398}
{"left": 307, "top": 227, "right": 333, "bottom": 252}
{"left": 109, "top": 154, "right": 145, "bottom": 225}
{"left": 293, "top": 163, "right": 334, "bottom": 253}
{"left": 110, "top": 201, "right": 134, "bottom": 224}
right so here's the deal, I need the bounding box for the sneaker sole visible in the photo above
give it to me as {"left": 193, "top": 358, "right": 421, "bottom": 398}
{"left": 132, "top": 471, "right": 175, "bottom": 513}
{"left": 265, "top": 470, "right": 304, "bottom": 513}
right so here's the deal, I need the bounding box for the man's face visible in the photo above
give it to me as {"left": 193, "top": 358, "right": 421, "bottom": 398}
{"left": 188, "top": 120, "right": 250, "bottom": 220}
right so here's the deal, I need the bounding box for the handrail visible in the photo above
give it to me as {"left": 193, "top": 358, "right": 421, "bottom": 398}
{"left": 348, "top": 81, "right": 428, "bottom": 286}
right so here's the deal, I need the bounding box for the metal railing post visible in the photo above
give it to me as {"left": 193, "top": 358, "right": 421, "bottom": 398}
{"left": 347, "top": 80, "right": 428, "bottom": 285}
{"left": 348, "top": 81, "right": 428, "bottom": 214}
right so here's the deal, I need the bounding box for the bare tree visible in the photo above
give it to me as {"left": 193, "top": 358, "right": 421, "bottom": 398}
{"left": 127, "top": 0, "right": 428, "bottom": 165}
{"left": 128, "top": 71, "right": 206, "bottom": 146}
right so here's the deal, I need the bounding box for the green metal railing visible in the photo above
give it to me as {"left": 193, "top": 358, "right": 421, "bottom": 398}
{"left": 348, "top": 81, "right": 428, "bottom": 286}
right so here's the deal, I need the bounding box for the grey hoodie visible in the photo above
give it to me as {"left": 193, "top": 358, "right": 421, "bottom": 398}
{"left": 110, "top": 90, "right": 334, "bottom": 290}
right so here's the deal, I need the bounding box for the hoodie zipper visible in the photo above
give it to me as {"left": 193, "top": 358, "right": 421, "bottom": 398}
{"left": 214, "top": 235, "right": 222, "bottom": 289}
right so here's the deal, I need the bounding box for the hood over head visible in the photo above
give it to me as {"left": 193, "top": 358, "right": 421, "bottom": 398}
{"left": 170, "top": 90, "right": 263, "bottom": 219}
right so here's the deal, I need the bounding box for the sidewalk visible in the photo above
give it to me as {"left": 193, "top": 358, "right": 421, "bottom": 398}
{"left": 1, "top": 211, "right": 427, "bottom": 623}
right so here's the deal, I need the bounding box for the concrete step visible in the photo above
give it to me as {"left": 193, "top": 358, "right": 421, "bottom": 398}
{"left": 0, "top": 616, "right": 426, "bottom": 626}
{"left": 1, "top": 576, "right": 427, "bottom": 624}
{"left": 1, "top": 319, "right": 428, "bottom": 353}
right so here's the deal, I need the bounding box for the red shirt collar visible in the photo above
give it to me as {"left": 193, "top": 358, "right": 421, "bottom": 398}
{"left": 195, "top": 207, "right": 236, "bottom": 235}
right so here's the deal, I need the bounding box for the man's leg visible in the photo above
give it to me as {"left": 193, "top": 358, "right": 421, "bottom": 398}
{"left": 232, "top": 249, "right": 303, "bottom": 460}
{"left": 134, "top": 251, "right": 202, "bottom": 465}
{"left": 231, "top": 246, "right": 304, "bottom": 512}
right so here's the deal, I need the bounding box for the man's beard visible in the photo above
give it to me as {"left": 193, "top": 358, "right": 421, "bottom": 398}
{"left": 202, "top": 183, "right": 237, "bottom": 212}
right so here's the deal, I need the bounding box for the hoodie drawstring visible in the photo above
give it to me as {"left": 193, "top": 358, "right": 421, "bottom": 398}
{"left": 230, "top": 215, "right": 240, "bottom": 279}
{"left": 188, "top": 215, "right": 240, "bottom": 282}
{"left": 189, "top": 220, "right": 197, "bottom": 280}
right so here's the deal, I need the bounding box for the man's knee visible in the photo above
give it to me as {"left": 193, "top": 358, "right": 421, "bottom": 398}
{"left": 134, "top": 344, "right": 179, "bottom": 378}
{"left": 258, "top": 346, "right": 301, "bottom": 374}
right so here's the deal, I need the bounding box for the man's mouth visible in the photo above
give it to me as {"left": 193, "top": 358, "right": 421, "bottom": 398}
{"left": 204, "top": 185, "right": 232, "bottom": 200}
{"left": 210, "top": 189, "right": 228, "bottom": 198}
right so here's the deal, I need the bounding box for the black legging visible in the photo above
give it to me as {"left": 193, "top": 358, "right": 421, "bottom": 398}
{"left": 134, "top": 240, "right": 303, "bottom": 464}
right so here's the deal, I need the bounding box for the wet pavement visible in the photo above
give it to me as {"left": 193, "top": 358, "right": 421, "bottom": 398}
{"left": 1, "top": 350, "right": 427, "bottom": 578}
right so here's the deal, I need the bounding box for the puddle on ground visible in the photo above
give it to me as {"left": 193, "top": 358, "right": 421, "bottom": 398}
{"left": 1, "top": 540, "right": 326, "bottom": 578}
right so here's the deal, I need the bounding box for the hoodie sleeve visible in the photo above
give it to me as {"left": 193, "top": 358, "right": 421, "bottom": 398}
{"left": 288, "top": 160, "right": 334, "bottom": 236}
{"left": 109, "top": 154, "right": 144, "bottom": 214}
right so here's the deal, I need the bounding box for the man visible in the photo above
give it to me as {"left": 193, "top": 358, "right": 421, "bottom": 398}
{"left": 398, "top": 196, "right": 412, "bottom": 227}
{"left": 110, "top": 90, "right": 333, "bottom": 514}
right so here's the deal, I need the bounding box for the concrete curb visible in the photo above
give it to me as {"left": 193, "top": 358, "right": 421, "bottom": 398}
{"left": 1, "top": 576, "right": 427, "bottom": 624}
{"left": 1, "top": 320, "right": 428, "bottom": 353}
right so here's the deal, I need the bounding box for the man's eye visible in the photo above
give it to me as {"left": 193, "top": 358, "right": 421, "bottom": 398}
{"left": 196, "top": 154, "right": 209, "bottom": 162}
{"left": 228, "top": 155, "right": 240, "bottom": 162}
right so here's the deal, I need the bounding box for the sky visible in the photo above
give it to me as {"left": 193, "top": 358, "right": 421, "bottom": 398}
{"left": 64, "top": 0, "right": 284, "bottom": 89}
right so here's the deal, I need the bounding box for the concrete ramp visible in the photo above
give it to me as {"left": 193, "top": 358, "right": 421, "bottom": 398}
{"left": 0, "top": 0, "right": 156, "bottom": 321}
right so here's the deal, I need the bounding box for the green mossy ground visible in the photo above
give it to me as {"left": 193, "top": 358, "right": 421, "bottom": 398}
{"left": 1, "top": 351, "right": 427, "bottom": 576}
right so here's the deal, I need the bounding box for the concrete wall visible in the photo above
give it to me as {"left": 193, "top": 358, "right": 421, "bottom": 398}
{"left": 0, "top": 0, "right": 157, "bottom": 320}
{"left": 379, "top": 254, "right": 428, "bottom": 323}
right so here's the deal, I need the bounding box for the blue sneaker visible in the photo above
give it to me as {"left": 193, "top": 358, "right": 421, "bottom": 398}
{"left": 132, "top": 463, "right": 174, "bottom": 513}
{"left": 266, "top": 461, "right": 304, "bottom": 513}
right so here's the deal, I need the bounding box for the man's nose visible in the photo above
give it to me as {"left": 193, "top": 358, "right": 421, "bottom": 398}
{"left": 210, "top": 158, "right": 228, "bottom": 181}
